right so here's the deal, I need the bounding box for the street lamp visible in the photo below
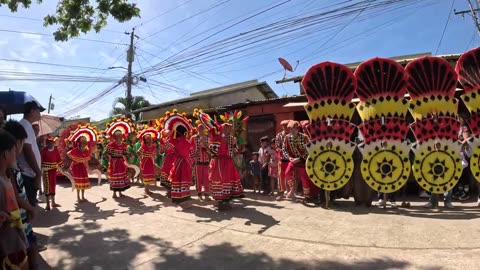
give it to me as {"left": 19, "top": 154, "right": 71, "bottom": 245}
{"left": 108, "top": 66, "right": 128, "bottom": 70}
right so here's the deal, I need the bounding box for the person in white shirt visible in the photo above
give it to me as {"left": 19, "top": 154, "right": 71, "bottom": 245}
{"left": 258, "top": 136, "right": 276, "bottom": 196}
{"left": 17, "top": 101, "right": 44, "bottom": 207}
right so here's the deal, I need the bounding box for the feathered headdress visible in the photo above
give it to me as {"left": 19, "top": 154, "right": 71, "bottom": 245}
{"left": 193, "top": 108, "right": 218, "bottom": 133}
{"left": 138, "top": 126, "right": 160, "bottom": 140}
{"left": 67, "top": 124, "right": 99, "bottom": 146}
{"left": 158, "top": 109, "right": 193, "bottom": 138}
{"left": 104, "top": 116, "right": 136, "bottom": 139}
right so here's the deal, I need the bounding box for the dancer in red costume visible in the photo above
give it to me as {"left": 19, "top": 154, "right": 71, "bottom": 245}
{"left": 159, "top": 129, "right": 176, "bottom": 195}
{"left": 66, "top": 124, "right": 99, "bottom": 203}
{"left": 104, "top": 117, "right": 136, "bottom": 198}
{"left": 190, "top": 123, "right": 211, "bottom": 200}
{"left": 166, "top": 125, "right": 193, "bottom": 206}
{"left": 208, "top": 123, "right": 244, "bottom": 210}
{"left": 40, "top": 136, "right": 62, "bottom": 210}
{"left": 284, "top": 121, "right": 320, "bottom": 205}
{"left": 137, "top": 128, "right": 159, "bottom": 195}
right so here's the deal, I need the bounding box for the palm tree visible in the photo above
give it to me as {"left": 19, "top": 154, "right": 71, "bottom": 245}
{"left": 111, "top": 96, "right": 152, "bottom": 121}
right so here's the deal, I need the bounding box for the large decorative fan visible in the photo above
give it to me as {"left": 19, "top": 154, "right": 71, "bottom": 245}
{"left": 407, "top": 56, "right": 462, "bottom": 194}
{"left": 354, "top": 57, "right": 411, "bottom": 193}
{"left": 301, "top": 61, "right": 357, "bottom": 191}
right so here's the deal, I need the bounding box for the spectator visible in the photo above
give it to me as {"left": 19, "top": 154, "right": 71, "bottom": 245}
{"left": 17, "top": 101, "right": 44, "bottom": 207}
{"left": 258, "top": 136, "right": 276, "bottom": 196}
{"left": 3, "top": 120, "right": 39, "bottom": 269}
{"left": 248, "top": 152, "right": 261, "bottom": 194}
{"left": 0, "top": 128, "right": 29, "bottom": 270}
{"left": 0, "top": 105, "right": 6, "bottom": 127}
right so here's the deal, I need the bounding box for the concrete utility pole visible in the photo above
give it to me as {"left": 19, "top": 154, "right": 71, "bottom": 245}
{"left": 126, "top": 28, "right": 135, "bottom": 119}
{"left": 455, "top": 0, "right": 480, "bottom": 35}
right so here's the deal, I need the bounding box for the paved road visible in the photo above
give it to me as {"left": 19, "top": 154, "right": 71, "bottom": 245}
{"left": 33, "top": 180, "right": 480, "bottom": 270}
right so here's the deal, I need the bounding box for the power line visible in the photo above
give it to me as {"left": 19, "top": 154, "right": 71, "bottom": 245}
{"left": 142, "top": 0, "right": 232, "bottom": 40}
{"left": 0, "top": 28, "right": 128, "bottom": 45}
{"left": 139, "top": 0, "right": 421, "bottom": 77}
{"left": 0, "top": 58, "right": 115, "bottom": 71}
{"left": 135, "top": 52, "right": 159, "bottom": 103}
{"left": 135, "top": 0, "right": 195, "bottom": 28}
{"left": 434, "top": 0, "right": 456, "bottom": 55}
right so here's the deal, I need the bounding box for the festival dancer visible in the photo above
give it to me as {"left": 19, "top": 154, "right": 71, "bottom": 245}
{"left": 104, "top": 117, "right": 136, "bottom": 198}
{"left": 209, "top": 123, "right": 244, "bottom": 209}
{"left": 137, "top": 127, "right": 159, "bottom": 195}
{"left": 127, "top": 133, "right": 141, "bottom": 183}
{"left": 166, "top": 125, "right": 194, "bottom": 206}
{"left": 157, "top": 110, "right": 195, "bottom": 206}
{"left": 66, "top": 124, "right": 99, "bottom": 203}
{"left": 40, "top": 136, "right": 62, "bottom": 210}
{"left": 190, "top": 123, "right": 211, "bottom": 200}
{"left": 284, "top": 121, "right": 320, "bottom": 206}
{"left": 159, "top": 129, "right": 176, "bottom": 197}
{"left": 275, "top": 120, "right": 290, "bottom": 200}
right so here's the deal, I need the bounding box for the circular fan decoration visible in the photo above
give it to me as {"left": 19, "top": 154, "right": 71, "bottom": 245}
{"left": 412, "top": 141, "right": 463, "bottom": 194}
{"left": 360, "top": 143, "right": 410, "bottom": 193}
{"left": 306, "top": 140, "right": 354, "bottom": 191}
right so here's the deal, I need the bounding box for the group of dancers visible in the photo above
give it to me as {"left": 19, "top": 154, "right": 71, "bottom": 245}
{"left": 52, "top": 110, "right": 246, "bottom": 210}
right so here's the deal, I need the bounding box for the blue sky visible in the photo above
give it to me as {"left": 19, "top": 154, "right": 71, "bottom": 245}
{"left": 0, "top": 0, "right": 477, "bottom": 121}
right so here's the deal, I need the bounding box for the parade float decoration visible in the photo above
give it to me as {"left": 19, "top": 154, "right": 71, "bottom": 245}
{"left": 354, "top": 58, "right": 411, "bottom": 194}
{"left": 301, "top": 62, "right": 357, "bottom": 191}
{"left": 456, "top": 46, "right": 480, "bottom": 183}
{"left": 407, "top": 56, "right": 462, "bottom": 194}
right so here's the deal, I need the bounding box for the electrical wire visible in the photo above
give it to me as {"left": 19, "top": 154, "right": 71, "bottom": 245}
{"left": 0, "top": 28, "right": 128, "bottom": 45}
{"left": 142, "top": 0, "right": 232, "bottom": 40}
{"left": 434, "top": 0, "right": 456, "bottom": 55}
{"left": 135, "top": 0, "right": 195, "bottom": 28}
{"left": 0, "top": 58, "right": 114, "bottom": 71}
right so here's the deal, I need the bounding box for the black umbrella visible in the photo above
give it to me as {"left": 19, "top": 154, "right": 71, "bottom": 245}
{"left": 0, "top": 91, "right": 46, "bottom": 115}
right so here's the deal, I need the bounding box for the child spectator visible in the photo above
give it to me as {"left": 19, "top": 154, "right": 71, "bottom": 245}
{"left": 249, "top": 152, "right": 261, "bottom": 194}
{"left": 0, "top": 128, "right": 29, "bottom": 270}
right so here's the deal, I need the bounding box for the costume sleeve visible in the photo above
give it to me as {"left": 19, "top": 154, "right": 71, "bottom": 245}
{"left": 137, "top": 144, "right": 145, "bottom": 157}
{"left": 282, "top": 137, "right": 291, "bottom": 159}
{"left": 275, "top": 133, "right": 282, "bottom": 150}
{"left": 300, "top": 134, "right": 309, "bottom": 160}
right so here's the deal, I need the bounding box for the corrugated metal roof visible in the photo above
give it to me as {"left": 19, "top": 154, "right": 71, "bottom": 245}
{"left": 134, "top": 80, "right": 277, "bottom": 113}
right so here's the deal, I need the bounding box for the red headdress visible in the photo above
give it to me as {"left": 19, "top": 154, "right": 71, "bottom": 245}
{"left": 67, "top": 124, "right": 99, "bottom": 147}
{"left": 193, "top": 108, "right": 218, "bottom": 133}
{"left": 46, "top": 136, "right": 58, "bottom": 142}
{"left": 104, "top": 116, "right": 136, "bottom": 139}
{"left": 158, "top": 109, "right": 193, "bottom": 138}
{"left": 138, "top": 126, "right": 160, "bottom": 140}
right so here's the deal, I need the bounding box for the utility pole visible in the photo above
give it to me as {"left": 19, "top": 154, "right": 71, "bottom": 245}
{"left": 455, "top": 0, "right": 480, "bottom": 35}
{"left": 47, "top": 94, "right": 53, "bottom": 114}
{"left": 125, "top": 28, "right": 135, "bottom": 119}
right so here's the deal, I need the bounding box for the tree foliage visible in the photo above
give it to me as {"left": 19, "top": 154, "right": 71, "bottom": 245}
{"left": 111, "top": 95, "right": 151, "bottom": 122}
{"left": 0, "top": 0, "right": 140, "bottom": 41}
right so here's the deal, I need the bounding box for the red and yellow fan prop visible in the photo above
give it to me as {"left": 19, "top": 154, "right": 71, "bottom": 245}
{"left": 158, "top": 109, "right": 193, "bottom": 137}
{"left": 407, "top": 56, "right": 462, "bottom": 194}
{"left": 456, "top": 46, "right": 480, "bottom": 183}
{"left": 301, "top": 62, "right": 357, "bottom": 191}
{"left": 104, "top": 116, "right": 136, "bottom": 138}
{"left": 354, "top": 58, "right": 411, "bottom": 193}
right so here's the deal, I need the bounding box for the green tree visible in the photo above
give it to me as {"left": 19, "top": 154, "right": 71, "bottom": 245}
{"left": 0, "top": 0, "right": 140, "bottom": 41}
{"left": 111, "top": 96, "right": 151, "bottom": 121}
